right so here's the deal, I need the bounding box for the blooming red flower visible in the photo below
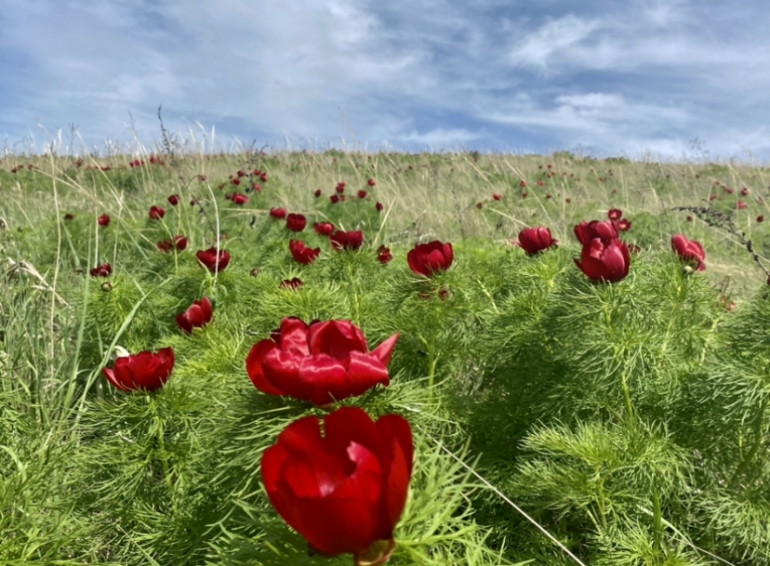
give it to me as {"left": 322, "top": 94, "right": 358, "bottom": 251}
{"left": 286, "top": 213, "right": 307, "bottom": 232}
{"left": 246, "top": 318, "right": 399, "bottom": 405}
{"left": 102, "top": 347, "right": 175, "bottom": 392}
{"left": 314, "top": 222, "right": 335, "bottom": 236}
{"left": 289, "top": 240, "right": 321, "bottom": 264}
{"left": 149, "top": 205, "right": 165, "bottom": 220}
{"left": 516, "top": 227, "right": 557, "bottom": 255}
{"left": 252, "top": 183, "right": 262, "bottom": 193}
{"left": 367, "top": 178, "right": 376, "bottom": 187}
{"left": 168, "top": 194, "right": 180, "bottom": 206}
{"left": 231, "top": 178, "right": 241, "bottom": 186}
{"left": 280, "top": 277, "right": 304, "bottom": 290}
{"left": 176, "top": 297, "right": 213, "bottom": 334}
{"left": 232, "top": 193, "right": 249, "bottom": 205}
{"left": 358, "top": 190, "right": 368, "bottom": 199}
{"left": 196, "top": 247, "right": 231, "bottom": 273}
{"left": 407, "top": 241, "right": 454, "bottom": 277}
{"left": 270, "top": 207, "right": 287, "bottom": 220}
{"left": 98, "top": 214, "right": 111, "bottom": 227}
{"left": 157, "top": 235, "right": 188, "bottom": 253}
{"left": 90, "top": 263, "right": 112, "bottom": 278}
{"left": 608, "top": 208, "right": 622, "bottom": 220}
{"left": 336, "top": 182, "right": 346, "bottom": 193}
{"left": 377, "top": 245, "right": 393, "bottom": 265}
{"left": 330, "top": 195, "right": 341, "bottom": 204}
{"left": 261, "top": 406, "right": 412, "bottom": 563}
{"left": 492, "top": 193, "right": 502, "bottom": 201}
{"left": 574, "top": 238, "right": 631, "bottom": 283}
{"left": 237, "top": 169, "right": 246, "bottom": 178}
{"left": 330, "top": 230, "right": 364, "bottom": 251}
{"left": 616, "top": 218, "right": 632, "bottom": 231}
{"left": 314, "top": 189, "right": 322, "bottom": 198}
{"left": 375, "top": 201, "right": 383, "bottom": 212}
{"left": 736, "top": 200, "right": 747, "bottom": 210}
{"left": 260, "top": 172, "right": 268, "bottom": 182}
{"left": 574, "top": 220, "right": 619, "bottom": 245}
{"left": 671, "top": 234, "right": 706, "bottom": 271}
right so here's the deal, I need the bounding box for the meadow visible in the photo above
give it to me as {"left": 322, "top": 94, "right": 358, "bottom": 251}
{"left": 1, "top": 144, "right": 770, "bottom": 565}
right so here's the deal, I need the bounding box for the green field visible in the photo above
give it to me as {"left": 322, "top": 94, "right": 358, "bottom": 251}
{"left": 2, "top": 149, "right": 770, "bottom": 565}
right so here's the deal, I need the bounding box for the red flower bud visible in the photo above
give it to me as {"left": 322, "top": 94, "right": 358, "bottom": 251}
{"left": 149, "top": 205, "right": 165, "bottom": 220}
{"left": 358, "top": 190, "right": 368, "bottom": 199}
{"left": 407, "top": 240, "right": 453, "bottom": 277}
{"left": 313, "top": 222, "right": 335, "bottom": 236}
{"left": 286, "top": 213, "right": 307, "bottom": 232}
{"left": 176, "top": 297, "right": 213, "bottom": 334}
{"left": 375, "top": 201, "right": 384, "bottom": 212}
{"left": 270, "top": 207, "right": 287, "bottom": 220}
{"left": 574, "top": 238, "right": 631, "bottom": 283}
{"left": 336, "top": 182, "right": 346, "bottom": 193}
{"left": 314, "top": 189, "right": 322, "bottom": 198}
{"left": 516, "top": 227, "right": 557, "bottom": 255}
{"left": 367, "top": 178, "right": 376, "bottom": 186}
{"left": 232, "top": 193, "right": 249, "bottom": 205}
{"left": 196, "top": 247, "right": 231, "bottom": 273}
{"left": 330, "top": 195, "right": 340, "bottom": 204}
{"left": 492, "top": 193, "right": 502, "bottom": 201}
{"left": 102, "top": 347, "right": 174, "bottom": 392}
{"left": 261, "top": 407, "right": 412, "bottom": 562}
{"left": 736, "top": 200, "right": 747, "bottom": 210}
{"left": 330, "top": 229, "right": 364, "bottom": 251}
{"left": 157, "top": 235, "right": 188, "bottom": 253}
{"left": 377, "top": 244, "right": 393, "bottom": 264}
{"left": 168, "top": 194, "right": 180, "bottom": 206}
{"left": 98, "top": 214, "right": 111, "bottom": 227}
{"left": 757, "top": 215, "right": 765, "bottom": 223}
{"left": 90, "top": 263, "right": 112, "bottom": 278}
{"left": 289, "top": 240, "right": 320, "bottom": 264}
{"left": 671, "top": 234, "right": 706, "bottom": 271}
{"left": 247, "top": 318, "right": 399, "bottom": 405}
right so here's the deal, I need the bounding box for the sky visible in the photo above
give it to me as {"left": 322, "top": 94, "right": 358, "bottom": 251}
{"left": 1, "top": 0, "right": 769, "bottom": 160}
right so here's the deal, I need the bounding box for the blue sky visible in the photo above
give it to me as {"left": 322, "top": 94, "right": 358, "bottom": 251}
{"left": 1, "top": 0, "right": 769, "bottom": 160}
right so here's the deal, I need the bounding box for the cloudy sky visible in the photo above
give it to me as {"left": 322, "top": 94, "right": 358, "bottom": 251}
{"left": 1, "top": 0, "right": 769, "bottom": 159}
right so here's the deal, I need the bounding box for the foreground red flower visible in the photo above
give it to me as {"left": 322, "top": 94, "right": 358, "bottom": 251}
{"left": 196, "top": 247, "right": 231, "bottom": 273}
{"left": 574, "top": 220, "right": 619, "bottom": 245}
{"left": 671, "top": 234, "right": 706, "bottom": 271}
{"left": 314, "top": 221, "right": 335, "bottom": 236}
{"left": 102, "top": 347, "right": 175, "bottom": 392}
{"left": 149, "top": 205, "right": 165, "bottom": 220}
{"left": 574, "top": 238, "right": 631, "bottom": 283}
{"left": 261, "top": 407, "right": 413, "bottom": 564}
{"left": 516, "top": 227, "right": 557, "bottom": 255}
{"left": 330, "top": 229, "right": 364, "bottom": 251}
{"left": 289, "top": 240, "right": 320, "bottom": 264}
{"left": 98, "top": 214, "right": 111, "bottom": 227}
{"left": 286, "top": 213, "right": 307, "bottom": 232}
{"left": 90, "top": 263, "right": 112, "bottom": 278}
{"left": 246, "top": 318, "right": 398, "bottom": 405}
{"left": 176, "top": 297, "right": 213, "bottom": 334}
{"left": 157, "top": 235, "right": 188, "bottom": 253}
{"left": 407, "top": 241, "right": 453, "bottom": 277}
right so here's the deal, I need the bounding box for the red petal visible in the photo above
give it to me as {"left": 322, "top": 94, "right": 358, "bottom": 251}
{"left": 246, "top": 340, "right": 285, "bottom": 395}
{"left": 370, "top": 333, "right": 398, "bottom": 366}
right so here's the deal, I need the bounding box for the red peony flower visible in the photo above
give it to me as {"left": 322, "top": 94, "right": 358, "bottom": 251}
{"left": 270, "top": 207, "right": 287, "bottom": 220}
{"left": 741, "top": 187, "right": 749, "bottom": 196}
{"left": 407, "top": 241, "right": 453, "bottom": 277}
{"left": 516, "top": 227, "right": 557, "bottom": 255}
{"left": 330, "top": 229, "right": 364, "bottom": 251}
{"left": 286, "top": 213, "right": 307, "bottom": 232}
{"left": 358, "top": 190, "right": 368, "bottom": 199}
{"left": 336, "top": 182, "right": 346, "bottom": 193}
{"left": 289, "top": 240, "right": 320, "bottom": 264}
{"left": 64, "top": 213, "right": 75, "bottom": 221}
{"left": 168, "top": 194, "right": 180, "bottom": 206}
{"left": 574, "top": 238, "right": 631, "bottom": 283}
{"left": 367, "top": 178, "right": 376, "bottom": 187}
{"left": 280, "top": 277, "right": 304, "bottom": 290}
{"left": 102, "top": 347, "right": 175, "bottom": 392}
{"left": 616, "top": 218, "right": 632, "bottom": 231}
{"left": 377, "top": 245, "right": 393, "bottom": 265}
{"left": 149, "top": 205, "right": 165, "bottom": 220}
{"left": 314, "top": 222, "right": 335, "bottom": 236}
{"left": 231, "top": 178, "right": 241, "bottom": 186}
{"left": 157, "top": 235, "right": 188, "bottom": 253}
{"left": 314, "top": 189, "right": 322, "bottom": 198}
{"left": 246, "top": 318, "right": 399, "bottom": 405}
{"left": 520, "top": 180, "right": 527, "bottom": 188}
{"left": 232, "top": 193, "right": 249, "bottom": 205}
{"left": 492, "top": 193, "right": 502, "bottom": 201}
{"left": 330, "top": 194, "right": 340, "bottom": 204}
{"left": 260, "top": 172, "right": 268, "bottom": 182}
{"left": 574, "top": 220, "right": 619, "bottom": 246}
{"left": 476, "top": 202, "right": 483, "bottom": 209}
{"left": 671, "top": 234, "right": 706, "bottom": 271}
{"left": 90, "top": 263, "right": 112, "bottom": 278}
{"left": 758, "top": 215, "right": 765, "bottom": 223}
{"left": 261, "top": 407, "right": 412, "bottom": 563}
{"left": 608, "top": 208, "right": 622, "bottom": 220}
{"left": 737, "top": 200, "right": 747, "bottom": 210}
{"left": 196, "top": 247, "right": 231, "bottom": 273}
{"left": 375, "top": 201, "right": 384, "bottom": 212}
{"left": 176, "top": 297, "right": 213, "bottom": 334}
{"left": 98, "top": 214, "right": 111, "bottom": 227}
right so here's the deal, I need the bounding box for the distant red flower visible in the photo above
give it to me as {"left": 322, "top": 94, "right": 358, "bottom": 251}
{"left": 336, "top": 182, "right": 346, "bottom": 193}
{"left": 157, "top": 235, "right": 188, "bottom": 253}
{"left": 574, "top": 238, "right": 631, "bottom": 283}
{"left": 519, "top": 180, "right": 527, "bottom": 188}
{"left": 737, "top": 200, "right": 747, "bottom": 210}
{"left": 261, "top": 407, "right": 412, "bottom": 563}
{"left": 407, "top": 241, "right": 453, "bottom": 277}
{"left": 516, "top": 227, "right": 557, "bottom": 255}
{"left": 286, "top": 213, "right": 307, "bottom": 232}
{"left": 246, "top": 318, "right": 398, "bottom": 405}
{"left": 313, "top": 222, "right": 334, "bottom": 236}
{"left": 616, "top": 218, "right": 632, "bottom": 231}
{"left": 289, "top": 240, "right": 320, "bottom": 264}
{"left": 367, "top": 178, "right": 376, "bottom": 186}
{"left": 492, "top": 193, "right": 502, "bottom": 201}
{"left": 375, "top": 201, "right": 384, "bottom": 212}
{"left": 574, "top": 220, "right": 619, "bottom": 246}
{"left": 687, "top": 215, "right": 693, "bottom": 222}
{"left": 758, "top": 215, "right": 765, "bottom": 223}
{"left": 476, "top": 202, "right": 483, "bottom": 209}
{"left": 64, "top": 213, "right": 75, "bottom": 221}
{"left": 168, "top": 194, "right": 180, "bottom": 206}
{"left": 279, "top": 277, "right": 304, "bottom": 290}
{"left": 252, "top": 183, "right": 262, "bottom": 193}
{"left": 149, "top": 205, "right": 165, "bottom": 220}
{"left": 196, "top": 247, "right": 231, "bottom": 273}
{"left": 90, "top": 263, "right": 112, "bottom": 278}
{"left": 98, "top": 214, "right": 111, "bottom": 227}
{"left": 232, "top": 192, "right": 249, "bottom": 205}
{"left": 671, "top": 234, "right": 706, "bottom": 271}
{"left": 176, "top": 297, "right": 213, "bottom": 334}
{"left": 330, "top": 229, "right": 364, "bottom": 251}
{"left": 260, "top": 172, "right": 268, "bottom": 182}
{"left": 741, "top": 187, "right": 749, "bottom": 196}
{"left": 377, "top": 245, "right": 393, "bottom": 264}
{"left": 270, "top": 207, "right": 287, "bottom": 220}
{"left": 723, "top": 186, "right": 734, "bottom": 194}
{"left": 608, "top": 208, "right": 622, "bottom": 220}
{"left": 314, "top": 189, "right": 322, "bottom": 198}
{"left": 231, "top": 178, "right": 241, "bottom": 186}
{"left": 237, "top": 170, "right": 246, "bottom": 177}
{"left": 358, "top": 190, "right": 368, "bottom": 199}
{"left": 565, "top": 198, "right": 572, "bottom": 204}
{"left": 522, "top": 192, "right": 528, "bottom": 198}
{"left": 102, "top": 347, "right": 174, "bottom": 392}
{"left": 330, "top": 195, "right": 340, "bottom": 204}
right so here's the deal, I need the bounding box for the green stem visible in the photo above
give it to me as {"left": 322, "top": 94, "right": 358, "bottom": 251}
{"left": 621, "top": 371, "right": 635, "bottom": 427}
{"left": 729, "top": 397, "right": 767, "bottom": 490}
{"left": 347, "top": 262, "right": 361, "bottom": 326}
{"left": 151, "top": 400, "right": 175, "bottom": 509}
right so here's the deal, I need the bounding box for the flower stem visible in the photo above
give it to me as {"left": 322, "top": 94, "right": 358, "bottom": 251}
{"left": 347, "top": 262, "right": 361, "bottom": 326}
{"left": 150, "top": 398, "right": 175, "bottom": 509}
